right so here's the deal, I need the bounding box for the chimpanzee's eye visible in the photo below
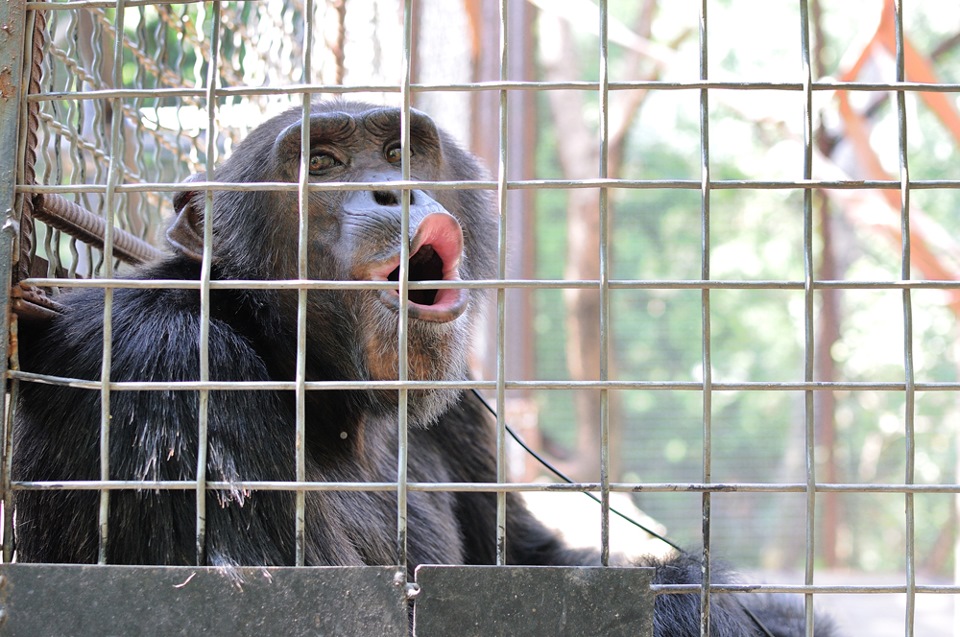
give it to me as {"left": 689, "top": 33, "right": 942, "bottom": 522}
{"left": 385, "top": 143, "right": 406, "bottom": 164}
{"left": 309, "top": 153, "right": 341, "bottom": 174}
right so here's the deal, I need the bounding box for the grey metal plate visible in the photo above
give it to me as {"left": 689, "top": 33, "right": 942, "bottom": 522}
{"left": 413, "top": 565, "right": 655, "bottom": 637}
{"left": 0, "top": 564, "right": 408, "bottom": 637}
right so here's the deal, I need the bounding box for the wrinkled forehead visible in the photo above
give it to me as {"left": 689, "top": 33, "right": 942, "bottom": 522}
{"left": 261, "top": 104, "right": 446, "bottom": 173}
{"left": 302, "top": 106, "right": 437, "bottom": 142}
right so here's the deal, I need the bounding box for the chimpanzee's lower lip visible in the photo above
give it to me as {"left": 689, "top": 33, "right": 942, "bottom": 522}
{"left": 379, "top": 288, "right": 468, "bottom": 323}
{"left": 363, "top": 211, "right": 467, "bottom": 323}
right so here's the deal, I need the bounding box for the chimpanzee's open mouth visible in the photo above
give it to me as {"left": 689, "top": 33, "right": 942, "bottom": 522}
{"left": 387, "top": 245, "right": 443, "bottom": 305}
{"left": 372, "top": 212, "right": 468, "bottom": 323}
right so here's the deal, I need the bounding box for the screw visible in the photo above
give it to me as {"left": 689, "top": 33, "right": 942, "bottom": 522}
{"left": 404, "top": 582, "right": 421, "bottom": 600}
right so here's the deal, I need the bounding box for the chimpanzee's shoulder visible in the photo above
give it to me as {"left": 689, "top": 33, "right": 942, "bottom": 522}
{"left": 19, "top": 256, "right": 272, "bottom": 384}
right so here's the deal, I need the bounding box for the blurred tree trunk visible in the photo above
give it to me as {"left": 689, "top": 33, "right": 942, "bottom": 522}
{"left": 539, "top": 1, "right": 660, "bottom": 481}
{"left": 811, "top": 0, "right": 841, "bottom": 570}
{"left": 814, "top": 196, "right": 842, "bottom": 568}
{"left": 465, "top": 0, "right": 538, "bottom": 410}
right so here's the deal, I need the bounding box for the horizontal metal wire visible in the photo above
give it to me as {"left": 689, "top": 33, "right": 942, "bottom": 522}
{"left": 654, "top": 584, "right": 960, "bottom": 595}
{"left": 10, "top": 370, "right": 960, "bottom": 393}
{"left": 16, "top": 178, "right": 960, "bottom": 196}
{"left": 26, "top": 0, "right": 205, "bottom": 8}
{"left": 11, "top": 480, "right": 960, "bottom": 494}
{"left": 19, "top": 276, "right": 960, "bottom": 292}
{"left": 22, "top": 80, "right": 960, "bottom": 101}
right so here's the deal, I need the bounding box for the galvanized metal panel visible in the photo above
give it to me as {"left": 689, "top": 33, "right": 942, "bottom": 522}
{"left": 413, "top": 565, "right": 655, "bottom": 637}
{"left": 0, "top": 564, "right": 408, "bottom": 637}
{"left": 0, "top": 2, "right": 27, "bottom": 318}
{"left": 0, "top": 1, "right": 28, "bottom": 202}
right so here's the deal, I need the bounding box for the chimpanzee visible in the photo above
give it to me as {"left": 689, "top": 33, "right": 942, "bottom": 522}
{"left": 12, "top": 101, "right": 838, "bottom": 636}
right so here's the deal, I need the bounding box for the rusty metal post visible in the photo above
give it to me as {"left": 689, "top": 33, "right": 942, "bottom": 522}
{"left": 0, "top": 0, "right": 33, "bottom": 563}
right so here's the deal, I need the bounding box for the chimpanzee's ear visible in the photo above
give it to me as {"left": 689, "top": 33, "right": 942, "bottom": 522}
{"left": 166, "top": 173, "right": 207, "bottom": 262}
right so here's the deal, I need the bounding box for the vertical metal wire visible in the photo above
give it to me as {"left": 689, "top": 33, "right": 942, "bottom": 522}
{"left": 132, "top": 5, "right": 148, "bottom": 231}
{"left": 58, "top": 11, "right": 76, "bottom": 277}
{"left": 89, "top": 9, "right": 108, "bottom": 277}
{"left": 396, "top": 0, "right": 414, "bottom": 577}
{"left": 697, "top": 1, "right": 712, "bottom": 634}
{"left": 597, "top": 0, "right": 611, "bottom": 568}
{"left": 3, "top": 1, "right": 36, "bottom": 564}
{"left": 294, "top": 0, "right": 316, "bottom": 568}
{"left": 1, "top": 368, "right": 16, "bottom": 563}
{"left": 798, "top": 3, "right": 817, "bottom": 635}
{"left": 892, "top": 2, "right": 916, "bottom": 635}
{"left": 149, "top": 5, "right": 168, "bottom": 229}
{"left": 195, "top": 0, "right": 222, "bottom": 566}
{"left": 97, "top": 0, "right": 129, "bottom": 564}
{"left": 170, "top": 5, "right": 188, "bottom": 172}
{"left": 495, "top": 0, "right": 509, "bottom": 566}
{"left": 42, "top": 13, "right": 63, "bottom": 276}
{"left": 33, "top": 10, "right": 51, "bottom": 275}
{"left": 65, "top": 10, "right": 86, "bottom": 278}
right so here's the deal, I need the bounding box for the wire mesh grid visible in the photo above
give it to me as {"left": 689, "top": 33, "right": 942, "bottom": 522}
{"left": 2, "top": 1, "right": 960, "bottom": 636}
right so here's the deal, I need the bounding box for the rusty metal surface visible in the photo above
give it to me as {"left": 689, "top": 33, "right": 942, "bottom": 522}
{"left": 10, "top": 282, "right": 64, "bottom": 321}
{"left": 15, "top": 0, "right": 44, "bottom": 284}
{"left": 413, "top": 565, "right": 655, "bottom": 637}
{"left": 0, "top": 0, "right": 29, "bottom": 562}
{"left": 34, "top": 193, "right": 165, "bottom": 265}
{"left": 0, "top": 564, "right": 409, "bottom": 637}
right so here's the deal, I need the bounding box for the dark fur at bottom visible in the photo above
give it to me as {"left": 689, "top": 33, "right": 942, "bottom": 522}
{"left": 642, "top": 553, "right": 839, "bottom": 636}
{"left": 13, "top": 275, "right": 838, "bottom": 636}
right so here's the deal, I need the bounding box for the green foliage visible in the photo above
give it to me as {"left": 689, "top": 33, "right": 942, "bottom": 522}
{"left": 531, "top": 1, "right": 960, "bottom": 574}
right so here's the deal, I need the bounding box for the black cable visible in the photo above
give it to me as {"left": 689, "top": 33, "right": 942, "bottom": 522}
{"left": 469, "top": 388, "right": 683, "bottom": 553}
{"left": 742, "top": 605, "right": 778, "bottom": 637}
{"left": 471, "top": 390, "right": 783, "bottom": 636}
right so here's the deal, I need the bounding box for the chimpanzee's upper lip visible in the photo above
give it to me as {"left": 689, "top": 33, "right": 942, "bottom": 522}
{"left": 367, "top": 212, "right": 468, "bottom": 323}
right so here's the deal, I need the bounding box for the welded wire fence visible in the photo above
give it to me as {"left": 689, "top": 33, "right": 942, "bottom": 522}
{"left": 2, "top": 1, "right": 960, "bottom": 636}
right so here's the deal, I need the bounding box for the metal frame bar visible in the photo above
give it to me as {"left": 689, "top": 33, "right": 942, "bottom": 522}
{"left": 697, "top": 1, "right": 713, "bottom": 633}
{"left": 13, "top": 277, "right": 960, "bottom": 292}
{"left": 8, "top": 371, "right": 960, "bottom": 393}
{"left": 16, "top": 177, "right": 960, "bottom": 195}
{"left": 799, "top": 2, "right": 818, "bottom": 634}
{"left": 294, "top": 0, "right": 316, "bottom": 571}
{"left": 95, "top": 0, "right": 128, "bottom": 564}
{"left": 891, "top": 2, "right": 917, "bottom": 635}
{"left": 396, "top": 0, "right": 414, "bottom": 583}
{"left": 597, "top": 0, "right": 612, "bottom": 569}
{"left": 23, "top": 80, "right": 960, "bottom": 103}
{"left": 494, "top": 0, "right": 509, "bottom": 566}
{"left": 194, "top": 0, "right": 222, "bottom": 567}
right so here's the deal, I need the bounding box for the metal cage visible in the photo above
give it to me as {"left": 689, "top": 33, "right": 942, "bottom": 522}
{"left": 1, "top": 1, "right": 959, "bottom": 636}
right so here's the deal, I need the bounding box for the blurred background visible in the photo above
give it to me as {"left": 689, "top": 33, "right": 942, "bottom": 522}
{"left": 22, "top": 1, "right": 960, "bottom": 633}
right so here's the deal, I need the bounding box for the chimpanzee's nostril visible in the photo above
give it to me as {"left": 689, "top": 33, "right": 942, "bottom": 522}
{"left": 373, "top": 190, "right": 399, "bottom": 206}
{"left": 372, "top": 189, "right": 417, "bottom": 207}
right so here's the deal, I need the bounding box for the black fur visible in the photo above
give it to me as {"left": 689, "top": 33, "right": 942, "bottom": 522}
{"left": 13, "top": 102, "right": 839, "bottom": 636}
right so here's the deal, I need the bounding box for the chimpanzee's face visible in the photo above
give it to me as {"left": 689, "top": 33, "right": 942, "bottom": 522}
{"left": 195, "top": 103, "right": 497, "bottom": 425}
